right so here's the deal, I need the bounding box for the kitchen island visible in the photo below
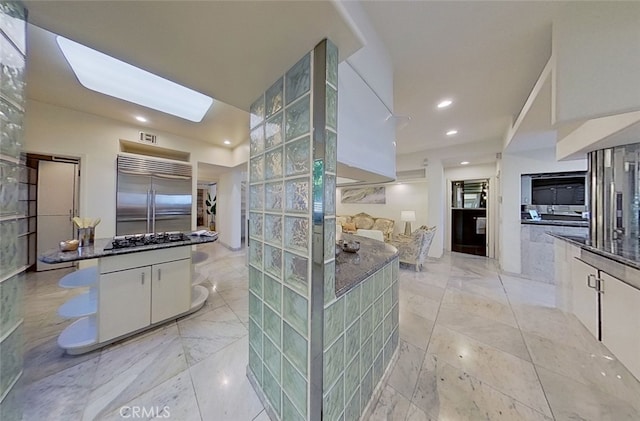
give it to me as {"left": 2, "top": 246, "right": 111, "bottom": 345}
{"left": 39, "top": 234, "right": 216, "bottom": 355}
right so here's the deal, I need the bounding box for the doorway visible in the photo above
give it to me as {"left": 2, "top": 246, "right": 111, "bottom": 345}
{"left": 451, "top": 179, "right": 488, "bottom": 256}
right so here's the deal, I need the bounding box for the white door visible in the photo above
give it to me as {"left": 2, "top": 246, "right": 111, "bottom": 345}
{"left": 151, "top": 259, "right": 191, "bottom": 323}
{"left": 37, "top": 160, "right": 77, "bottom": 271}
{"left": 571, "top": 258, "right": 599, "bottom": 338}
{"left": 600, "top": 272, "right": 640, "bottom": 381}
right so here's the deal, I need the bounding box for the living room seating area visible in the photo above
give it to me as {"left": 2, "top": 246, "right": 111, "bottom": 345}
{"left": 337, "top": 212, "right": 395, "bottom": 242}
{"left": 390, "top": 226, "right": 436, "bottom": 271}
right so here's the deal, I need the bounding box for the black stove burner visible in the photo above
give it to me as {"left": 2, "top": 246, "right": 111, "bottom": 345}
{"left": 108, "top": 232, "right": 190, "bottom": 249}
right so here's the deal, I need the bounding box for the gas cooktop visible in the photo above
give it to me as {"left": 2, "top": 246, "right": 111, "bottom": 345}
{"left": 105, "top": 232, "right": 190, "bottom": 250}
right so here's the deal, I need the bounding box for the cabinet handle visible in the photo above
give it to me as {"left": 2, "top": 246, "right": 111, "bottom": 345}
{"left": 597, "top": 278, "right": 604, "bottom": 294}
{"left": 587, "top": 274, "right": 597, "bottom": 289}
{"left": 158, "top": 268, "right": 161, "bottom": 281}
{"left": 141, "top": 272, "right": 145, "bottom": 285}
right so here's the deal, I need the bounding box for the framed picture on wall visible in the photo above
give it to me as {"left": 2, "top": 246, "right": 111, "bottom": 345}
{"left": 341, "top": 187, "right": 386, "bottom": 204}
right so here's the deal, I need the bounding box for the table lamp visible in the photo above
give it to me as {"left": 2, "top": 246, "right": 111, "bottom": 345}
{"left": 401, "top": 210, "right": 416, "bottom": 235}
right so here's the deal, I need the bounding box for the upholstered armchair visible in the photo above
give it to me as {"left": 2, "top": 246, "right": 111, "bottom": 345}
{"left": 390, "top": 226, "right": 436, "bottom": 271}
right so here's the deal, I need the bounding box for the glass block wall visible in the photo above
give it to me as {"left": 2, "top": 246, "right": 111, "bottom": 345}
{"left": 247, "top": 39, "right": 337, "bottom": 420}
{"left": 322, "top": 259, "right": 399, "bottom": 420}
{"left": 0, "top": 1, "right": 27, "bottom": 420}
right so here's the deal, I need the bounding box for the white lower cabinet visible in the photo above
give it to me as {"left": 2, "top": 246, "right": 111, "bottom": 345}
{"left": 600, "top": 272, "right": 640, "bottom": 380}
{"left": 151, "top": 259, "right": 191, "bottom": 324}
{"left": 571, "top": 257, "right": 600, "bottom": 338}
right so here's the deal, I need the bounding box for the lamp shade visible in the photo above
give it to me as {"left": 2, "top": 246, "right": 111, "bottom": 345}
{"left": 400, "top": 210, "right": 416, "bottom": 222}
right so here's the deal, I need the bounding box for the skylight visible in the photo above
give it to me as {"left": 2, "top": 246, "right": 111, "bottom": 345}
{"left": 57, "top": 36, "right": 213, "bottom": 122}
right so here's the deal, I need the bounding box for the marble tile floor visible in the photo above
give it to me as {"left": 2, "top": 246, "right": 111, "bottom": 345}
{"left": 20, "top": 246, "right": 640, "bottom": 420}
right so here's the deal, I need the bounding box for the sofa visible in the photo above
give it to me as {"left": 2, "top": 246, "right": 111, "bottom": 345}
{"left": 336, "top": 212, "right": 395, "bottom": 242}
{"left": 390, "top": 226, "right": 436, "bottom": 271}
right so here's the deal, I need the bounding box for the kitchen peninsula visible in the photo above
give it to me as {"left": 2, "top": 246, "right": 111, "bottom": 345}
{"left": 39, "top": 234, "right": 216, "bottom": 355}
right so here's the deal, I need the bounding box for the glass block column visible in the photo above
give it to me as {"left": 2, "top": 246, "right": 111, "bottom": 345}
{"left": 0, "top": 1, "right": 27, "bottom": 420}
{"left": 247, "top": 39, "right": 337, "bottom": 421}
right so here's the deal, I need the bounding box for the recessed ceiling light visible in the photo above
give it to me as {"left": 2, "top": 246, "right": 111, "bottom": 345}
{"left": 437, "top": 99, "right": 453, "bottom": 109}
{"left": 223, "top": 140, "right": 231, "bottom": 145}
{"left": 57, "top": 36, "right": 213, "bottom": 122}
{"left": 135, "top": 116, "right": 147, "bottom": 122}
{"left": 460, "top": 161, "right": 470, "bottom": 165}
{"left": 446, "top": 129, "right": 458, "bottom": 136}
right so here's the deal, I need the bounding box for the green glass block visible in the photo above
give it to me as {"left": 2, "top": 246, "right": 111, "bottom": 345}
{"left": 373, "top": 296, "right": 383, "bottom": 330}
{"left": 392, "top": 274, "right": 399, "bottom": 304}
{"left": 265, "top": 77, "right": 284, "bottom": 118}
{"left": 384, "top": 335, "right": 393, "bottom": 369}
{"left": 374, "top": 271, "right": 384, "bottom": 299}
{"left": 249, "top": 319, "right": 263, "bottom": 357}
{"left": 285, "top": 54, "right": 310, "bottom": 105}
{"left": 323, "top": 374, "right": 343, "bottom": 421}
{"left": 0, "top": 220, "right": 17, "bottom": 279}
{"left": 0, "top": 323, "right": 22, "bottom": 398}
{"left": 0, "top": 160, "right": 19, "bottom": 215}
{"left": 324, "top": 218, "right": 336, "bottom": 259}
{"left": 360, "top": 305, "right": 373, "bottom": 342}
{"left": 324, "top": 174, "right": 336, "bottom": 216}
{"left": 282, "top": 358, "right": 307, "bottom": 417}
{"left": 392, "top": 258, "right": 399, "bottom": 282}
{"left": 285, "top": 94, "right": 310, "bottom": 141}
{"left": 0, "top": 98, "right": 23, "bottom": 159}
{"left": 249, "top": 240, "right": 263, "bottom": 268}
{"left": 285, "top": 136, "right": 311, "bottom": 177}
{"left": 250, "top": 126, "right": 265, "bottom": 156}
{"left": 344, "top": 354, "right": 360, "bottom": 405}
{"left": 249, "top": 212, "right": 263, "bottom": 239}
{"left": 373, "top": 351, "right": 384, "bottom": 387}
{"left": 284, "top": 252, "right": 308, "bottom": 295}
{"left": 264, "top": 244, "right": 282, "bottom": 278}
{"left": 249, "top": 265, "right": 263, "bottom": 298}
{"left": 264, "top": 335, "right": 282, "bottom": 382}
{"left": 345, "top": 386, "right": 360, "bottom": 421}
{"left": 384, "top": 287, "right": 392, "bottom": 317}
{"left": 265, "top": 182, "right": 283, "bottom": 211}
{"left": 265, "top": 147, "right": 283, "bottom": 180}
{"left": 0, "top": 36, "right": 26, "bottom": 108}
{"left": 249, "top": 344, "right": 262, "bottom": 384}
{"left": 326, "top": 85, "right": 337, "bottom": 131}
{"left": 360, "top": 336, "right": 373, "bottom": 381}
{"left": 264, "top": 214, "right": 283, "bottom": 245}
{"left": 325, "top": 130, "right": 337, "bottom": 174}
{"left": 264, "top": 274, "right": 281, "bottom": 313}
{"left": 392, "top": 327, "right": 399, "bottom": 351}
{"left": 284, "top": 216, "right": 309, "bottom": 253}
{"left": 285, "top": 178, "right": 309, "bottom": 213}
{"left": 263, "top": 304, "right": 281, "bottom": 345}
{"left": 326, "top": 40, "right": 338, "bottom": 87}
{"left": 283, "top": 286, "right": 308, "bottom": 336}
{"left": 283, "top": 322, "right": 307, "bottom": 375}
{"left": 249, "top": 291, "right": 262, "bottom": 325}
{"left": 345, "top": 284, "right": 360, "bottom": 324}
{"left": 324, "top": 260, "right": 336, "bottom": 305}
{"left": 323, "top": 299, "right": 344, "bottom": 349}
{"left": 373, "top": 323, "right": 383, "bottom": 361}
{"left": 0, "top": 374, "right": 22, "bottom": 421}
{"left": 392, "top": 303, "right": 399, "bottom": 331}
{"left": 323, "top": 335, "right": 344, "bottom": 393}
{"left": 345, "top": 319, "right": 360, "bottom": 364}
{"left": 361, "top": 367, "right": 373, "bottom": 408}
{"left": 0, "top": 2, "right": 26, "bottom": 54}
{"left": 383, "top": 263, "right": 392, "bottom": 290}
{"left": 282, "top": 393, "right": 305, "bottom": 421}
{"left": 250, "top": 94, "right": 265, "bottom": 129}
{"left": 249, "top": 184, "right": 264, "bottom": 211}
{"left": 263, "top": 362, "right": 281, "bottom": 416}
{"left": 383, "top": 313, "right": 392, "bottom": 343}
{"left": 0, "top": 273, "right": 22, "bottom": 339}
{"left": 361, "top": 276, "right": 373, "bottom": 310}
{"left": 265, "top": 112, "right": 283, "bottom": 149}
{"left": 250, "top": 155, "right": 264, "bottom": 183}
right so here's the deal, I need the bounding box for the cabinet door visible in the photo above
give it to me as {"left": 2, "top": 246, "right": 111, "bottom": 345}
{"left": 600, "top": 273, "right": 640, "bottom": 381}
{"left": 151, "top": 259, "right": 191, "bottom": 324}
{"left": 571, "top": 258, "right": 599, "bottom": 338}
{"left": 99, "top": 266, "right": 151, "bottom": 342}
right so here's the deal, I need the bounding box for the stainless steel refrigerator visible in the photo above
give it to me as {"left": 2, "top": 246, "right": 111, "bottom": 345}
{"left": 116, "top": 155, "right": 192, "bottom": 235}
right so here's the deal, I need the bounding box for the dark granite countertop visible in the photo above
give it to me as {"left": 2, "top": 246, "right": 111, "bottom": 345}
{"left": 335, "top": 234, "right": 398, "bottom": 298}
{"left": 549, "top": 233, "right": 640, "bottom": 271}
{"left": 39, "top": 235, "right": 217, "bottom": 264}
{"left": 521, "top": 219, "right": 589, "bottom": 228}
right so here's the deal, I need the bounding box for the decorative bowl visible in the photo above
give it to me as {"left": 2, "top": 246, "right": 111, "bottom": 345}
{"left": 59, "top": 239, "right": 79, "bottom": 252}
{"left": 341, "top": 240, "right": 360, "bottom": 253}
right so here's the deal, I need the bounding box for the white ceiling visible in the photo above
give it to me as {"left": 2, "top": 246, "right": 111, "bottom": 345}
{"left": 23, "top": 1, "right": 569, "bottom": 167}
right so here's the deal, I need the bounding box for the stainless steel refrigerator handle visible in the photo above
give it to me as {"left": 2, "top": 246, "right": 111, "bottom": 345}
{"left": 146, "top": 190, "right": 151, "bottom": 233}
{"left": 152, "top": 189, "right": 157, "bottom": 233}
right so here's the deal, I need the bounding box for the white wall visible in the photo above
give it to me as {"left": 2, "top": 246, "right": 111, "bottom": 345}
{"left": 24, "top": 100, "right": 239, "bottom": 237}
{"left": 336, "top": 182, "right": 428, "bottom": 236}
{"left": 217, "top": 168, "right": 243, "bottom": 250}
{"left": 500, "top": 148, "right": 587, "bottom": 274}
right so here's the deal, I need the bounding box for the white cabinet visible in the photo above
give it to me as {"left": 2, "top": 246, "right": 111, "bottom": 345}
{"left": 571, "top": 257, "right": 600, "bottom": 338}
{"left": 99, "top": 266, "right": 152, "bottom": 342}
{"left": 151, "top": 259, "right": 191, "bottom": 324}
{"left": 600, "top": 272, "right": 640, "bottom": 380}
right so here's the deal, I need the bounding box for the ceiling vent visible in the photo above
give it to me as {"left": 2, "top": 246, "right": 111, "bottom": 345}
{"left": 139, "top": 131, "right": 157, "bottom": 144}
{"left": 396, "top": 168, "right": 426, "bottom": 181}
